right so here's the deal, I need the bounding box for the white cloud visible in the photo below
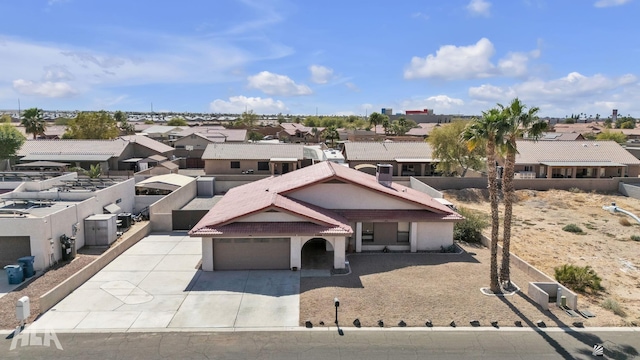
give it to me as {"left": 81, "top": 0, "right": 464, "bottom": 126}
{"left": 404, "top": 38, "right": 495, "bottom": 80}
{"left": 309, "top": 65, "right": 334, "bottom": 84}
{"left": 399, "top": 95, "right": 465, "bottom": 112}
{"left": 404, "top": 38, "right": 540, "bottom": 80}
{"left": 12, "top": 79, "right": 77, "bottom": 98}
{"left": 466, "top": 0, "right": 491, "bottom": 16}
{"left": 345, "top": 82, "right": 360, "bottom": 92}
{"left": 594, "top": 0, "right": 631, "bottom": 7}
{"left": 0, "top": 31, "right": 290, "bottom": 103}
{"left": 209, "top": 96, "right": 289, "bottom": 113}
{"left": 247, "top": 71, "right": 312, "bottom": 96}
{"left": 468, "top": 72, "right": 640, "bottom": 116}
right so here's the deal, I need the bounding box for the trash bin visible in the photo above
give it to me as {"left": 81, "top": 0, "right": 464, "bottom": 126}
{"left": 60, "top": 235, "right": 76, "bottom": 261}
{"left": 4, "top": 264, "right": 24, "bottom": 284}
{"left": 17, "top": 256, "right": 35, "bottom": 278}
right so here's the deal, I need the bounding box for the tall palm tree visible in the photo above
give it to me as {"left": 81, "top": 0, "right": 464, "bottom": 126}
{"left": 462, "top": 108, "right": 507, "bottom": 293}
{"left": 21, "top": 108, "right": 46, "bottom": 139}
{"left": 498, "top": 98, "right": 546, "bottom": 287}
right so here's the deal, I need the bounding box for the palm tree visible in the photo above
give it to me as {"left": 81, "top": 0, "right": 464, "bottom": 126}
{"left": 368, "top": 112, "right": 383, "bottom": 130}
{"left": 324, "top": 125, "right": 339, "bottom": 148}
{"left": 498, "top": 98, "right": 546, "bottom": 288}
{"left": 21, "top": 108, "right": 46, "bottom": 139}
{"left": 462, "top": 108, "right": 507, "bottom": 294}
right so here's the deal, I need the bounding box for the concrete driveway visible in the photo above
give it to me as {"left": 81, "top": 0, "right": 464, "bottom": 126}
{"left": 30, "top": 233, "right": 300, "bottom": 331}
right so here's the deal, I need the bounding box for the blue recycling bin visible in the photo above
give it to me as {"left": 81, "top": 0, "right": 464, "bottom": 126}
{"left": 4, "top": 264, "right": 24, "bottom": 284}
{"left": 17, "top": 256, "right": 35, "bottom": 278}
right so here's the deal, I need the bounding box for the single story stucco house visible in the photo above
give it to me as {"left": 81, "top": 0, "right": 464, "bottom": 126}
{"left": 189, "top": 161, "right": 463, "bottom": 271}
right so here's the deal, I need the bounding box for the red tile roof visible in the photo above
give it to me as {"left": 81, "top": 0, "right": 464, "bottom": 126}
{"left": 189, "top": 161, "right": 461, "bottom": 236}
{"left": 193, "top": 222, "right": 352, "bottom": 236}
{"left": 333, "top": 209, "right": 462, "bottom": 222}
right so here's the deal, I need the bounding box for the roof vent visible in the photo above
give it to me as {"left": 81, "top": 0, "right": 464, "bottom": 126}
{"left": 376, "top": 164, "right": 393, "bottom": 187}
{"left": 582, "top": 144, "right": 588, "bottom": 147}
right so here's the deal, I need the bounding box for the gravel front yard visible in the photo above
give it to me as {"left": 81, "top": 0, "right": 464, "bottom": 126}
{"left": 0, "top": 255, "right": 97, "bottom": 330}
{"left": 300, "top": 243, "right": 619, "bottom": 328}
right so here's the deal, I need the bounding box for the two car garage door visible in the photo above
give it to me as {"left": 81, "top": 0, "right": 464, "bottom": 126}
{"left": 213, "top": 238, "right": 290, "bottom": 270}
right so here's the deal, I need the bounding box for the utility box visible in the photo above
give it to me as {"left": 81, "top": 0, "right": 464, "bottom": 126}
{"left": 84, "top": 214, "right": 118, "bottom": 246}
{"left": 197, "top": 177, "right": 215, "bottom": 197}
{"left": 16, "top": 296, "right": 30, "bottom": 322}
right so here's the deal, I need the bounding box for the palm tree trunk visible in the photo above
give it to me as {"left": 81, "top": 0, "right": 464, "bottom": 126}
{"left": 500, "top": 147, "right": 516, "bottom": 287}
{"left": 486, "top": 139, "right": 500, "bottom": 293}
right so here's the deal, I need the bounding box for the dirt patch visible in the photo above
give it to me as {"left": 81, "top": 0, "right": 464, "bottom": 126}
{"left": 0, "top": 255, "right": 97, "bottom": 329}
{"left": 300, "top": 244, "right": 620, "bottom": 327}
{"left": 444, "top": 189, "right": 640, "bottom": 326}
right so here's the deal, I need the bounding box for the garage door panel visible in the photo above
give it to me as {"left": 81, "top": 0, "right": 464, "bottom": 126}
{"left": 0, "top": 236, "right": 31, "bottom": 268}
{"left": 214, "top": 238, "right": 290, "bottom": 270}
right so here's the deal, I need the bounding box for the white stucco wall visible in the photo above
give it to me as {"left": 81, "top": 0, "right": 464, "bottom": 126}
{"left": 149, "top": 178, "right": 197, "bottom": 231}
{"left": 134, "top": 195, "right": 163, "bottom": 214}
{"left": 416, "top": 222, "right": 454, "bottom": 250}
{"left": 288, "top": 183, "right": 422, "bottom": 210}
{"left": 0, "top": 178, "right": 135, "bottom": 271}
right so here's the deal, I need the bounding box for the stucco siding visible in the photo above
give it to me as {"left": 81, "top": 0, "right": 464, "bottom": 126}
{"left": 416, "top": 222, "right": 454, "bottom": 250}
{"left": 238, "top": 212, "right": 308, "bottom": 222}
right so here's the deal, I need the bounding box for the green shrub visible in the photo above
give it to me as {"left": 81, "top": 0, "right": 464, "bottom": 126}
{"left": 631, "top": 235, "right": 640, "bottom": 241}
{"left": 554, "top": 264, "right": 602, "bottom": 294}
{"left": 562, "top": 224, "right": 584, "bottom": 234}
{"left": 453, "top": 207, "right": 489, "bottom": 243}
{"left": 602, "top": 298, "right": 626, "bottom": 317}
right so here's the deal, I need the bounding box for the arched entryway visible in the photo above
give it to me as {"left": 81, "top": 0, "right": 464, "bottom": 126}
{"left": 301, "top": 238, "right": 334, "bottom": 269}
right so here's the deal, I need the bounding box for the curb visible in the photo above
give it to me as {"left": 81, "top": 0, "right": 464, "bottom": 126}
{"left": 2, "top": 326, "right": 638, "bottom": 336}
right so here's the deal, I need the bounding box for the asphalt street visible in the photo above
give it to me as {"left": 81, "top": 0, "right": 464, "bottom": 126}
{"left": 2, "top": 329, "right": 639, "bottom": 359}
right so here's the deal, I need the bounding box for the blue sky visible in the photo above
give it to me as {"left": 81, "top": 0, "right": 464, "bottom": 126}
{"left": 1, "top": 0, "right": 639, "bottom": 117}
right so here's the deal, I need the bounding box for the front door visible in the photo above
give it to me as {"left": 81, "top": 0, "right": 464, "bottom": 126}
{"left": 282, "top": 163, "right": 290, "bottom": 174}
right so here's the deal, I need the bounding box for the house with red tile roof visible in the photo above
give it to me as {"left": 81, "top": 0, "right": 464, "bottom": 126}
{"left": 189, "top": 161, "right": 462, "bottom": 271}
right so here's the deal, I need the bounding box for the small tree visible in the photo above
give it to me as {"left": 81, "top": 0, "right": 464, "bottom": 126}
{"left": 64, "top": 111, "right": 120, "bottom": 139}
{"left": 596, "top": 130, "right": 627, "bottom": 144}
{"left": 87, "top": 164, "right": 102, "bottom": 178}
{"left": 453, "top": 207, "right": 489, "bottom": 243}
{"left": 428, "top": 121, "right": 484, "bottom": 177}
{"left": 167, "top": 117, "right": 188, "bottom": 126}
{"left": 0, "top": 123, "right": 26, "bottom": 160}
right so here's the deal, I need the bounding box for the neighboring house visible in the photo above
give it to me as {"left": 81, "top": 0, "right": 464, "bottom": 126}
{"left": 189, "top": 161, "right": 462, "bottom": 271}
{"left": 550, "top": 123, "right": 603, "bottom": 137}
{"left": 172, "top": 129, "right": 248, "bottom": 168}
{"left": 510, "top": 140, "right": 640, "bottom": 179}
{"left": 0, "top": 173, "right": 134, "bottom": 271}
{"left": 338, "top": 129, "right": 385, "bottom": 142}
{"left": 535, "top": 132, "right": 585, "bottom": 141}
{"left": 342, "top": 142, "right": 438, "bottom": 176}
{"left": 620, "top": 128, "right": 640, "bottom": 141}
{"left": 202, "top": 143, "right": 306, "bottom": 175}
{"left": 14, "top": 125, "right": 68, "bottom": 139}
{"left": 16, "top": 135, "right": 174, "bottom": 171}
{"left": 140, "top": 125, "right": 188, "bottom": 141}
{"left": 277, "top": 123, "right": 325, "bottom": 143}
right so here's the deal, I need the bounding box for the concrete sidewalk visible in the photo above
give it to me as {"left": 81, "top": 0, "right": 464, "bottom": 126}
{"left": 29, "top": 233, "right": 299, "bottom": 331}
